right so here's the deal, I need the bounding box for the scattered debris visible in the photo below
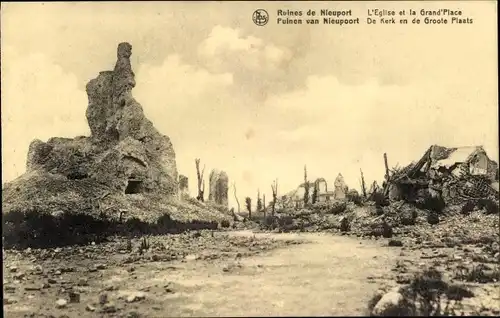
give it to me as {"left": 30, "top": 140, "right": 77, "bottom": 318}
{"left": 388, "top": 239, "right": 403, "bottom": 247}
{"left": 69, "top": 292, "right": 80, "bottom": 303}
{"left": 86, "top": 304, "right": 96, "bottom": 312}
{"left": 125, "top": 291, "right": 146, "bottom": 303}
{"left": 102, "top": 302, "right": 117, "bottom": 313}
{"left": 55, "top": 299, "right": 68, "bottom": 309}
{"left": 2, "top": 231, "right": 302, "bottom": 316}
{"left": 99, "top": 293, "right": 108, "bottom": 305}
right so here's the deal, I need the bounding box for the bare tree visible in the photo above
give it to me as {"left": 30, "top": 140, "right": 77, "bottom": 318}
{"left": 232, "top": 182, "right": 240, "bottom": 213}
{"left": 195, "top": 158, "right": 205, "bottom": 202}
{"left": 245, "top": 197, "right": 252, "bottom": 219}
{"left": 257, "top": 189, "right": 262, "bottom": 213}
{"left": 312, "top": 179, "right": 318, "bottom": 204}
{"left": 303, "top": 165, "right": 310, "bottom": 206}
{"left": 263, "top": 194, "right": 266, "bottom": 217}
{"left": 383, "top": 153, "right": 390, "bottom": 197}
{"left": 383, "top": 153, "right": 390, "bottom": 181}
{"left": 271, "top": 179, "right": 278, "bottom": 216}
{"left": 360, "top": 168, "right": 367, "bottom": 199}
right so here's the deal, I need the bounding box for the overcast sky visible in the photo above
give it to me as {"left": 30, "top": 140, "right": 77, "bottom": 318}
{"left": 1, "top": 2, "right": 498, "bottom": 209}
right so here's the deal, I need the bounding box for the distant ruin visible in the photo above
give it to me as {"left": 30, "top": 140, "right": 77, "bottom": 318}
{"left": 314, "top": 178, "right": 333, "bottom": 202}
{"left": 208, "top": 169, "right": 229, "bottom": 207}
{"left": 282, "top": 175, "right": 349, "bottom": 209}
{"left": 179, "top": 174, "right": 189, "bottom": 199}
{"left": 333, "top": 174, "right": 348, "bottom": 199}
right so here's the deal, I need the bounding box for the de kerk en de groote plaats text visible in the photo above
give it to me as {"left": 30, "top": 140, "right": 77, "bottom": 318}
{"left": 275, "top": 8, "right": 473, "bottom": 25}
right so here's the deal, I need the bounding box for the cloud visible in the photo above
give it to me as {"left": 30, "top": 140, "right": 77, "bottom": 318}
{"left": 198, "top": 26, "right": 264, "bottom": 56}
{"left": 1, "top": 46, "right": 89, "bottom": 182}
{"left": 197, "top": 26, "right": 296, "bottom": 100}
{"left": 198, "top": 25, "right": 292, "bottom": 72}
{"left": 133, "top": 53, "right": 235, "bottom": 141}
{"left": 134, "top": 54, "right": 233, "bottom": 116}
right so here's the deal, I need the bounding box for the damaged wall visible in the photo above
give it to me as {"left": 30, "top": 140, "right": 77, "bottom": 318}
{"left": 208, "top": 169, "right": 229, "bottom": 207}
{"left": 179, "top": 174, "right": 189, "bottom": 200}
{"left": 333, "top": 174, "right": 348, "bottom": 199}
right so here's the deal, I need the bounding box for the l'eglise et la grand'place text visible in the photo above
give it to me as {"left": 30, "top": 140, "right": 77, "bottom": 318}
{"left": 368, "top": 9, "right": 473, "bottom": 24}
{"left": 277, "top": 9, "right": 360, "bottom": 25}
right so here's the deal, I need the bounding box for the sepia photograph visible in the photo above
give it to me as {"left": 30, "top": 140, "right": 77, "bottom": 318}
{"left": 1, "top": 1, "right": 498, "bottom": 316}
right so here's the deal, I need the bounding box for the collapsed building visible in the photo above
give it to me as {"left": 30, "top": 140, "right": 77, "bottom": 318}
{"left": 385, "top": 145, "right": 499, "bottom": 204}
{"left": 367, "top": 181, "right": 382, "bottom": 199}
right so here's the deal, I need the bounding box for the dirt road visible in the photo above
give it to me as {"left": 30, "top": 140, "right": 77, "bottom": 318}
{"left": 4, "top": 231, "right": 402, "bottom": 317}
{"left": 122, "top": 231, "right": 401, "bottom": 317}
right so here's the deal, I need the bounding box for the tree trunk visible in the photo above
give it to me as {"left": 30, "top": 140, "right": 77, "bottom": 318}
{"left": 195, "top": 159, "right": 205, "bottom": 202}
{"left": 360, "top": 168, "right": 367, "bottom": 198}
{"left": 245, "top": 197, "right": 252, "bottom": 219}
{"left": 263, "top": 194, "right": 266, "bottom": 218}
{"left": 233, "top": 182, "right": 240, "bottom": 213}
{"left": 312, "top": 180, "right": 318, "bottom": 204}
{"left": 303, "top": 165, "right": 309, "bottom": 206}
{"left": 271, "top": 179, "right": 278, "bottom": 216}
{"left": 383, "top": 153, "right": 389, "bottom": 182}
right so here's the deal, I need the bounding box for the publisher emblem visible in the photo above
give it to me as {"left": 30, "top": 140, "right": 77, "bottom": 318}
{"left": 253, "top": 9, "right": 269, "bottom": 26}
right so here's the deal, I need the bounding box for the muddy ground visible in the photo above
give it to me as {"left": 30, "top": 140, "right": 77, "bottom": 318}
{"left": 3, "top": 223, "right": 500, "bottom": 317}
